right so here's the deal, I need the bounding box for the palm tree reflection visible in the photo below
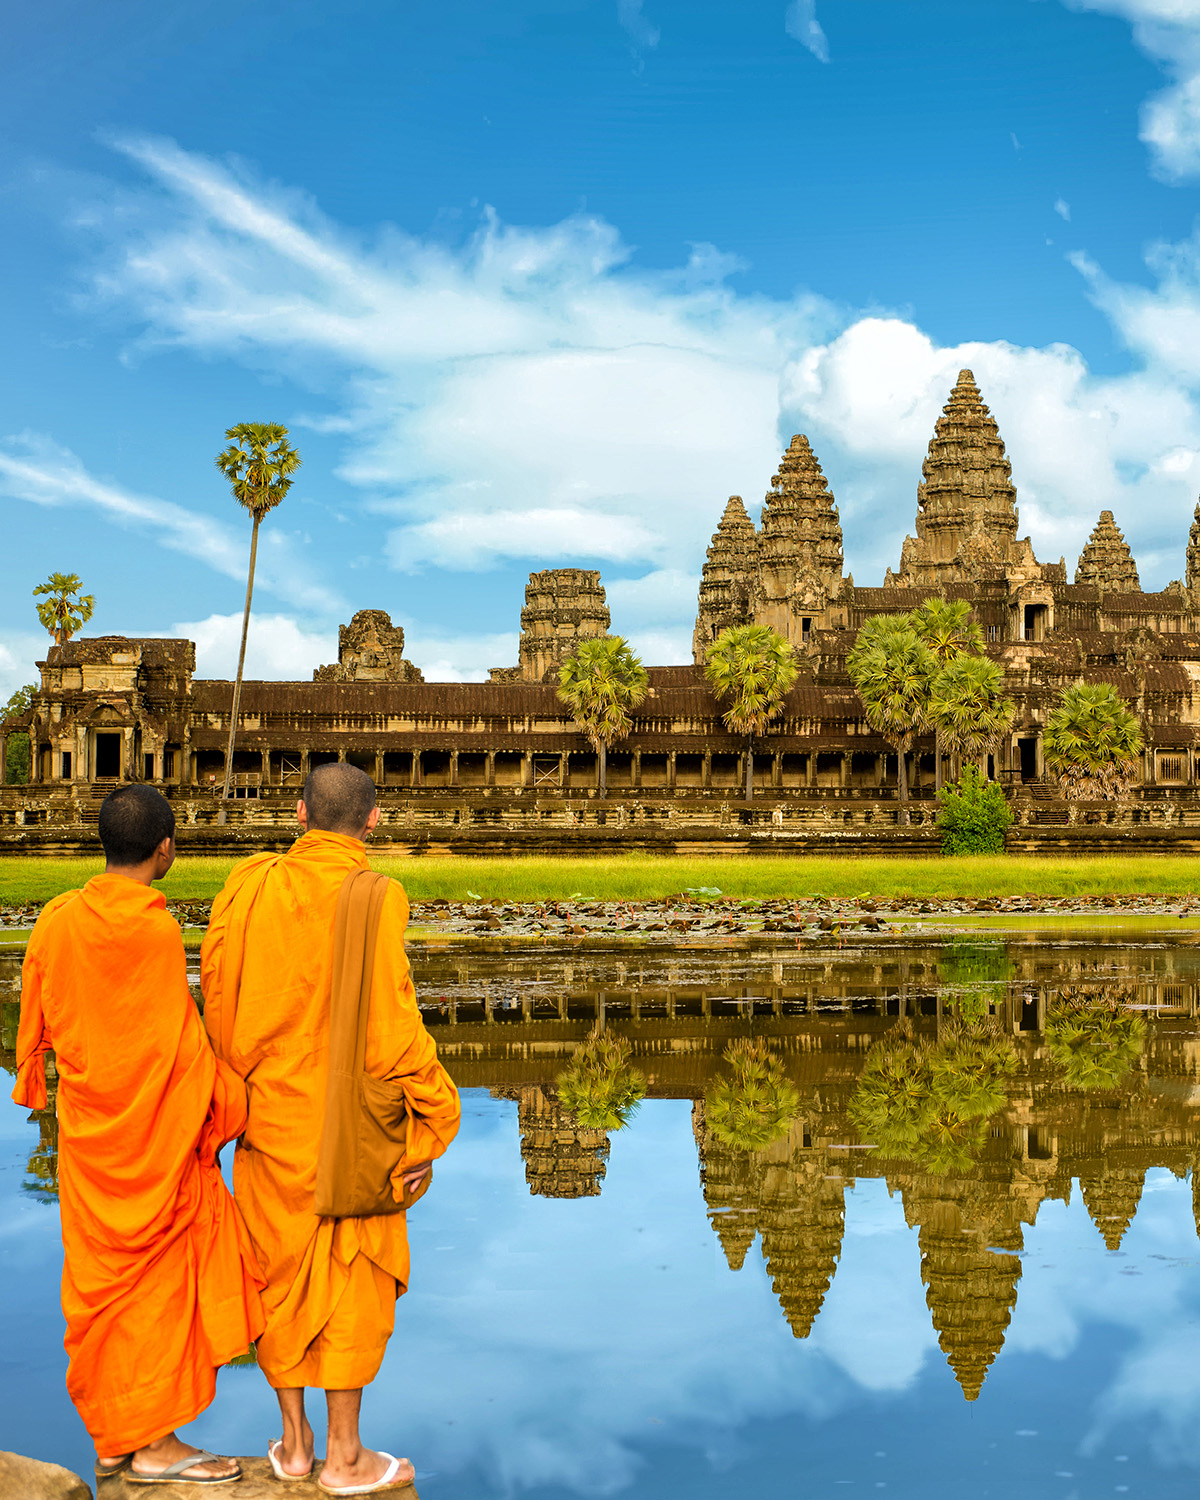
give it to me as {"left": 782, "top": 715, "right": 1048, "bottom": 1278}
{"left": 556, "top": 1027, "right": 647, "bottom": 1131}
{"left": 705, "top": 1038, "right": 801, "bottom": 1152}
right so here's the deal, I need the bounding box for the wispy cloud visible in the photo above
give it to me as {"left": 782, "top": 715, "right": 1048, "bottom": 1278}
{"left": 784, "top": 0, "right": 830, "bottom": 62}
{"left": 0, "top": 430, "right": 341, "bottom": 614}
{"left": 617, "top": 0, "right": 660, "bottom": 52}
{"left": 1067, "top": 0, "right": 1200, "bottom": 178}
{"left": 1055, "top": 197, "right": 1072, "bottom": 220}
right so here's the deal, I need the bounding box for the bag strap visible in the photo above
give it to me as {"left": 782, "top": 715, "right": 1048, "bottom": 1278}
{"left": 329, "top": 869, "right": 391, "bottom": 1079}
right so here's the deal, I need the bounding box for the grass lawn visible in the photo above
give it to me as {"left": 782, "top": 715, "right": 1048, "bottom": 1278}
{"left": 3, "top": 852, "right": 1200, "bottom": 905}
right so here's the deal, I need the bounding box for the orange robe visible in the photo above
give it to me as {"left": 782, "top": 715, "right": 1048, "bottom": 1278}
{"left": 201, "top": 830, "right": 461, "bottom": 1390}
{"left": 11, "top": 875, "right": 265, "bottom": 1456}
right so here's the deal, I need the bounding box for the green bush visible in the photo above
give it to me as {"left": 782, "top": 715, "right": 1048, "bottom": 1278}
{"left": 937, "top": 765, "right": 1013, "bottom": 855}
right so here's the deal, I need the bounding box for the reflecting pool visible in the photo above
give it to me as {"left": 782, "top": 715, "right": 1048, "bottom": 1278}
{"left": 5, "top": 932, "right": 1200, "bottom": 1497}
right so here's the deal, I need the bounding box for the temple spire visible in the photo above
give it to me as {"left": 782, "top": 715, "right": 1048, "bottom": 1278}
{"left": 891, "top": 369, "right": 1041, "bottom": 587}
{"left": 692, "top": 496, "right": 760, "bottom": 664}
{"left": 1075, "top": 511, "right": 1140, "bottom": 591}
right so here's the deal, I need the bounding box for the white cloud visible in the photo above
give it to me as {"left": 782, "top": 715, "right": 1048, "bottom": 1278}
{"left": 0, "top": 634, "right": 49, "bottom": 707}
{"left": 168, "top": 611, "right": 335, "bottom": 679}
{"left": 405, "top": 629, "right": 519, "bottom": 682}
{"left": 785, "top": 0, "right": 830, "bottom": 61}
{"left": 390, "top": 507, "right": 661, "bottom": 573}
{"left": 1055, "top": 197, "right": 1072, "bottom": 220}
{"left": 1068, "top": 0, "right": 1200, "bottom": 177}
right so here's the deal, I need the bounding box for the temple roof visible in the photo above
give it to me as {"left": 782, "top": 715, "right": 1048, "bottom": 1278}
{"left": 917, "top": 369, "right": 1017, "bottom": 522}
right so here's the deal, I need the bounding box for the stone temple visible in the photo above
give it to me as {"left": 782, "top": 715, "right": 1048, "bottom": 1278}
{"left": 7, "top": 369, "right": 1200, "bottom": 849}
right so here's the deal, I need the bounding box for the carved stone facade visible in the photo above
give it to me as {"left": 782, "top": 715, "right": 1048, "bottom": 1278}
{"left": 1075, "top": 512, "right": 1140, "bottom": 591}
{"left": 887, "top": 369, "right": 1047, "bottom": 589}
{"left": 490, "top": 569, "right": 611, "bottom": 684}
{"left": 314, "top": 610, "right": 424, "bottom": 684}
{"left": 14, "top": 368, "right": 1200, "bottom": 825}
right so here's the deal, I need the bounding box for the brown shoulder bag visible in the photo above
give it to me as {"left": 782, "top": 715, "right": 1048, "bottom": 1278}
{"left": 313, "top": 867, "right": 431, "bottom": 1218}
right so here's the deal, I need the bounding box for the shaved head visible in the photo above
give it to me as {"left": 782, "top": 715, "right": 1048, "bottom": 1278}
{"left": 99, "top": 784, "right": 175, "bottom": 865}
{"left": 301, "top": 762, "right": 377, "bottom": 835}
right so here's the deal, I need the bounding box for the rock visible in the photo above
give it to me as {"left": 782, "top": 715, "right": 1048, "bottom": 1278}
{"left": 0, "top": 1451, "right": 92, "bottom": 1500}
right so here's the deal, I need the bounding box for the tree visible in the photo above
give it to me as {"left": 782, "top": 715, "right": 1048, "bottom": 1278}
{"left": 705, "top": 1038, "right": 800, "bottom": 1151}
{"left": 1043, "top": 680, "right": 1144, "bottom": 800}
{"left": 214, "top": 423, "right": 301, "bottom": 819}
{"left": 926, "top": 653, "right": 1015, "bottom": 778}
{"left": 704, "top": 624, "right": 798, "bottom": 802}
{"left": 911, "top": 598, "right": 985, "bottom": 790}
{"left": 557, "top": 636, "right": 649, "bottom": 797}
{"left": 937, "top": 765, "right": 1014, "bottom": 855}
{"left": 33, "top": 573, "right": 94, "bottom": 648}
{"left": 556, "top": 1028, "right": 646, "bottom": 1130}
{"left": 846, "top": 613, "right": 936, "bottom": 822}
{"left": 2, "top": 685, "right": 35, "bottom": 785}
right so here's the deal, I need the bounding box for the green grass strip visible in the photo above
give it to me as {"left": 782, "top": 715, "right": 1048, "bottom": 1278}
{"left": 3, "top": 852, "right": 1200, "bottom": 905}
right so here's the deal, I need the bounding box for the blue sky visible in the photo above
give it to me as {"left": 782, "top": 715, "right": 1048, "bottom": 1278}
{"left": 5, "top": 0, "right": 1200, "bottom": 691}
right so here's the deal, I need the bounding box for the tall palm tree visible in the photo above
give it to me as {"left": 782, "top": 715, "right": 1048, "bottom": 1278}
{"left": 927, "top": 654, "right": 1015, "bottom": 781}
{"left": 33, "top": 572, "right": 94, "bottom": 648}
{"left": 215, "top": 423, "right": 301, "bottom": 820}
{"left": 846, "top": 614, "right": 936, "bottom": 823}
{"left": 704, "top": 624, "right": 798, "bottom": 802}
{"left": 1043, "top": 680, "right": 1144, "bottom": 800}
{"left": 557, "top": 636, "right": 649, "bottom": 797}
{"left": 911, "top": 598, "right": 985, "bottom": 790}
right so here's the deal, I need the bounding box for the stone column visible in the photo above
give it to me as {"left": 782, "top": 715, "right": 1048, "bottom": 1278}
{"left": 667, "top": 752, "right": 677, "bottom": 789}
{"left": 299, "top": 749, "right": 310, "bottom": 783}
{"left": 632, "top": 751, "right": 642, "bottom": 788}
{"left": 558, "top": 752, "right": 568, "bottom": 788}
{"left": 522, "top": 751, "right": 532, "bottom": 789}
{"left": 411, "top": 752, "right": 422, "bottom": 788}
{"left": 702, "top": 750, "right": 712, "bottom": 789}
{"left": 122, "top": 727, "right": 134, "bottom": 781}
{"left": 772, "top": 753, "right": 782, "bottom": 788}
{"left": 374, "top": 750, "right": 384, "bottom": 786}
{"left": 486, "top": 751, "right": 495, "bottom": 787}
{"left": 839, "top": 754, "right": 849, "bottom": 789}
{"left": 0, "top": 732, "right": 6, "bottom": 786}
{"left": 260, "top": 749, "right": 270, "bottom": 786}
{"left": 450, "top": 750, "right": 459, "bottom": 787}
{"left": 806, "top": 753, "right": 815, "bottom": 788}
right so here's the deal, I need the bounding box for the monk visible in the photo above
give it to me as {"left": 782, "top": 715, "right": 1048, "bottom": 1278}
{"left": 12, "top": 784, "right": 264, "bottom": 1486}
{"left": 201, "top": 762, "right": 460, "bottom": 1496}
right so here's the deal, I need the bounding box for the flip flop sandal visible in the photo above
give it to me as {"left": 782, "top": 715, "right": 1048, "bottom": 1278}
{"left": 95, "top": 1455, "right": 134, "bottom": 1480}
{"left": 126, "top": 1450, "right": 242, "bottom": 1486}
{"left": 269, "top": 1438, "right": 315, "bottom": 1481}
{"left": 316, "top": 1452, "right": 414, "bottom": 1495}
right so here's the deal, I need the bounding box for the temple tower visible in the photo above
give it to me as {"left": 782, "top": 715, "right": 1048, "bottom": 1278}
{"left": 516, "top": 1086, "right": 610, "bottom": 1198}
{"left": 757, "top": 435, "right": 844, "bottom": 644}
{"left": 1187, "top": 500, "right": 1200, "bottom": 594}
{"left": 1075, "top": 512, "right": 1140, "bottom": 591}
{"left": 891, "top": 370, "right": 1041, "bottom": 587}
{"left": 490, "top": 569, "right": 611, "bottom": 683}
{"left": 692, "top": 497, "right": 761, "bottom": 664}
{"left": 1080, "top": 1165, "right": 1145, "bottom": 1251}
{"left": 313, "top": 610, "right": 424, "bottom": 683}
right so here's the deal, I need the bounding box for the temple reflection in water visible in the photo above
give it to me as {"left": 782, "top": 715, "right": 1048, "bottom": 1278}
{"left": 7, "top": 931, "right": 1200, "bottom": 1403}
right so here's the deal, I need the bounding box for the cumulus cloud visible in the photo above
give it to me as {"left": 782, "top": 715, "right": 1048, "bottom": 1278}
{"left": 785, "top": 0, "right": 830, "bottom": 61}
{"left": 0, "top": 634, "right": 50, "bottom": 706}
{"left": 167, "top": 611, "right": 336, "bottom": 679}
{"left": 1068, "top": 0, "right": 1200, "bottom": 177}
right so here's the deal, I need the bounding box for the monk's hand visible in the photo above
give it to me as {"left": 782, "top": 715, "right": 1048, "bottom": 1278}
{"left": 400, "top": 1160, "right": 432, "bottom": 1193}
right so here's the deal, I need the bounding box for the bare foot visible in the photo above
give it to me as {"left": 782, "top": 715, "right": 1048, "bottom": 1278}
{"left": 319, "top": 1447, "right": 414, "bottom": 1491}
{"left": 271, "top": 1433, "right": 316, "bottom": 1478}
{"left": 131, "top": 1432, "right": 240, "bottom": 1481}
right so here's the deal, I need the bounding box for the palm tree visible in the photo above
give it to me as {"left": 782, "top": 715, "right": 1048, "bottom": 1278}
{"left": 557, "top": 636, "right": 649, "bottom": 797}
{"left": 214, "top": 423, "right": 301, "bottom": 820}
{"left": 1043, "top": 680, "right": 1144, "bottom": 801}
{"left": 33, "top": 573, "right": 94, "bottom": 648}
{"left": 911, "top": 598, "right": 985, "bottom": 790}
{"left": 846, "top": 614, "right": 936, "bottom": 823}
{"left": 927, "top": 654, "right": 1015, "bottom": 780}
{"left": 556, "top": 1028, "right": 647, "bottom": 1130}
{"left": 705, "top": 1038, "right": 800, "bottom": 1151}
{"left": 704, "top": 624, "right": 798, "bottom": 802}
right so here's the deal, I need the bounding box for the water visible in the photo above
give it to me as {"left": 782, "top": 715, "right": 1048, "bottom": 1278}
{"left": 5, "top": 932, "right": 1200, "bottom": 1498}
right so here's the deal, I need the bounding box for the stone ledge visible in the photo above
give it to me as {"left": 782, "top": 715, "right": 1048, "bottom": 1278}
{"left": 98, "top": 1456, "right": 416, "bottom": 1498}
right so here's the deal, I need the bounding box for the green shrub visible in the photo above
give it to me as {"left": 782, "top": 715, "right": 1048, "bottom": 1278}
{"left": 937, "top": 765, "right": 1013, "bottom": 855}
